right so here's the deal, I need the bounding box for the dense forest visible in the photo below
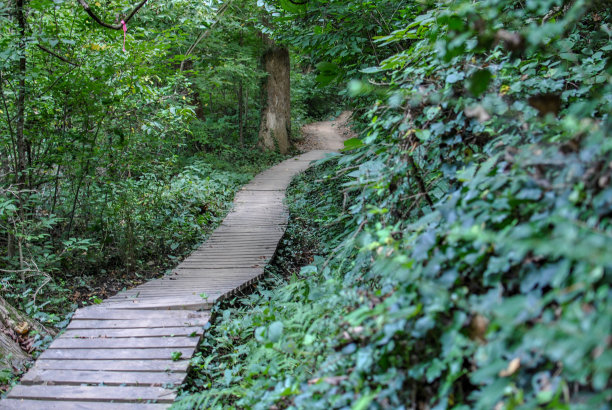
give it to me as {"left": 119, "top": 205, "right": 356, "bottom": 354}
{"left": 1, "top": 0, "right": 611, "bottom": 408}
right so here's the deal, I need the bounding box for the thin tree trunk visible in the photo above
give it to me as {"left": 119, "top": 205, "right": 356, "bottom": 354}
{"left": 244, "top": 87, "right": 249, "bottom": 141}
{"left": 14, "top": 0, "right": 28, "bottom": 188}
{"left": 0, "top": 72, "right": 19, "bottom": 175}
{"left": 238, "top": 81, "right": 244, "bottom": 146}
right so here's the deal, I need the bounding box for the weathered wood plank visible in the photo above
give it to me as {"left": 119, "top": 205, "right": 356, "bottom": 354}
{"left": 113, "top": 283, "right": 251, "bottom": 291}
{"left": 51, "top": 336, "right": 199, "bottom": 349}
{"left": 60, "top": 327, "right": 202, "bottom": 339}
{"left": 22, "top": 369, "right": 186, "bottom": 386}
{"left": 100, "top": 300, "right": 213, "bottom": 311}
{"left": 67, "top": 318, "right": 207, "bottom": 329}
{"left": 39, "top": 347, "right": 195, "bottom": 360}
{"left": 0, "top": 400, "right": 168, "bottom": 409}
{"left": 73, "top": 309, "right": 209, "bottom": 321}
{"left": 33, "top": 359, "right": 189, "bottom": 372}
{"left": 7, "top": 385, "right": 176, "bottom": 403}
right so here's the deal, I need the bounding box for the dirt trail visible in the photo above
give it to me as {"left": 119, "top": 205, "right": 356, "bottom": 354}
{"left": 297, "top": 111, "right": 355, "bottom": 152}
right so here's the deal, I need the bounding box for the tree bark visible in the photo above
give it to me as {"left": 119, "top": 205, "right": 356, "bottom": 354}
{"left": 258, "top": 45, "right": 291, "bottom": 154}
{"left": 14, "top": 0, "right": 28, "bottom": 188}
{"left": 0, "top": 296, "right": 55, "bottom": 372}
{"left": 238, "top": 81, "right": 244, "bottom": 145}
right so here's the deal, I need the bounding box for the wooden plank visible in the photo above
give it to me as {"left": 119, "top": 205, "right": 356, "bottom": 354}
{"left": 22, "top": 369, "right": 186, "bottom": 386}
{"left": 132, "top": 276, "right": 259, "bottom": 283}
{"left": 180, "top": 259, "right": 271, "bottom": 264}
{"left": 180, "top": 258, "right": 272, "bottom": 263}
{"left": 100, "top": 300, "right": 213, "bottom": 311}
{"left": 203, "top": 234, "right": 282, "bottom": 239}
{"left": 60, "top": 327, "right": 202, "bottom": 339}
{"left": 184, "top": 246, "right": 276, "bottom": 255}
{"left": 161, "top": 272, "right": 261, "bottom": 278}
{"left": 39, "top": 347, "right": 195, "bottom": 361}
{"left": 197, "top": 244, "right": 278, "bottom": 249}
{"left": 194, "top": 242, "right": 279, "bottom": 246}
{"left": 109, "top": 287, "right": 234, "bottom": 294}
{"left": 73, "top": 309, "right": 209, "bottom": 321}
{"left": 182, "top": 256, "right": 273, "bottom": 261}
{"left": 100, "top": 302, "right": 214, "bottom": 311}
{"left": 51, "top": 336, "right": 199, "bottom": 349}
{"left": 7, "top": 385, "right": 176, "bottom": 403}
{"left": 142, "top": 274, "right": 261, "bottom": 281}
{"left": 117, "top": 281, "right": 246, "bottom": 288}
{"left": 201, "top": 237, "right": 282, "bottom": 241}
{"left": 110, "top": 286, "right": 237, "bottom": 293}
{"left": 0, "top": 400, "right": 168, "bottom": 409}
{"left": 107, "top": 288, "right": 222, "bottom": 296}
{"left": 115, "top": 278, "right": 257, "bottom": 287}
{"left": 67, "top": 318, "right": 207, "bottom": 329}
{"left": 33, "top": 359, "right": 189, "bottom": 372}
{"left": 176, "top": 266, "right": 266, "bottom": 271}
{"left": 185, "top": 251, "right": 274, "bottom": 256}
{"left": 186, "top": 250, "right": 276, "bottom": 255}
{"left": 207, "top": 230, "right": 284, "bottom": 235}
{"left": 106, "top": 293, "right": 233, "bottom": 301}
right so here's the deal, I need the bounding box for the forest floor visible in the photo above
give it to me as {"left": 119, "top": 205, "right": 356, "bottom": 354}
{"left": 296, "top": 111, "right": 355, "bottom": 152}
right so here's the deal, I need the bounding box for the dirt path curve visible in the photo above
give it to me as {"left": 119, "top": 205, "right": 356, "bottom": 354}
{"left": 296, "top": 111, "right": 355, "bottom": 152}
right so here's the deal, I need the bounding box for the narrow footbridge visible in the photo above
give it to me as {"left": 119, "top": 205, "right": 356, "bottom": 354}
{"left": 1, "top": 150, "right": 331, "bottom": 409}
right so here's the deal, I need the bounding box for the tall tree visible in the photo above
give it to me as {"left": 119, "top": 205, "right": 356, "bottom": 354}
{"left": 257, "top": 37, "right": 291, "bottom": 154}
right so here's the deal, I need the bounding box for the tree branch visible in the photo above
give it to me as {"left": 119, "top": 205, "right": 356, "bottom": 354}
{"left": 77, "top": 0, "right": 148, "bottom": 30}
{"left": 179, "top": 0, "right": 234, "bottom": 72}
{"left": 36, "top": 44, "right": 79, "bottom": 66}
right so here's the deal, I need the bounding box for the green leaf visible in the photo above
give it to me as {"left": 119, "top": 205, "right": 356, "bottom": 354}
{"left": 468, "top": 69, "right": 492, "bottom": 97}
{"left": 315, "top": 62, "right": 340, "bottom": 85}
{"left": 352, "top": 390, "right": 378, "bottom": 410}
{"left": 342, "top": 138, "right": 364, "bottom": 151}
{"left": 268, "top": 321, "right": 283, "bottom": 343}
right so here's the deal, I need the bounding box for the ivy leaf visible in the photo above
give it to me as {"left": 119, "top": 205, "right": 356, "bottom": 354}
{"left": 268, "top": 321, "right": 283, "bottom": 343}
{"left": 446, "top": 71, "right": 465, "bottom": 84}
{"left": 468, "top": 69, "right": 492, "bottom": 97}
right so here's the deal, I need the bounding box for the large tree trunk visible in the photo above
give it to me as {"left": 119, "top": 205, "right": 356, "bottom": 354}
{"left": 258, "top": 45, "right": 291, "bottom": 154}
{"left": 0, "top": 296, "right": 55, "bottom": 372}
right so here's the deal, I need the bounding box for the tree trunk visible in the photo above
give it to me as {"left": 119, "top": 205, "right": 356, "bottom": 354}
{"left": 14, "top": 0, "right": 28, "bottom": 188}
{"left": 244, "top": 86, "right": 249, "bottom": 140}
{"left": 0, "top": 296, "right": 55, "bottom": 372}
{"left": 238, "top": 81, "right": 244, "bottom": 146}
{"left": 258, "top": 45, "right": 291, "bottom": 154}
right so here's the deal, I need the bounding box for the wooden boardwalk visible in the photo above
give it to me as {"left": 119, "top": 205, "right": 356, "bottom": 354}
{"left": 1, "top": 150, "right": 332, "bottom": 409}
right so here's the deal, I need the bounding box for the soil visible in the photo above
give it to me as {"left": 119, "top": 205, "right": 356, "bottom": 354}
{"left": 296, "top": 111, "right": 356, "bottom": 152}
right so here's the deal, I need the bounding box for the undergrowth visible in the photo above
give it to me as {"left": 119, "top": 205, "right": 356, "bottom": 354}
{"left": 1, "top": 147, "right": 284, "bottom": 334}
{"left": 176, "top": 1, "right": 611, "bottom": 409}
{"left": 174, "top": 158, "right": 349, "bottom": 409}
